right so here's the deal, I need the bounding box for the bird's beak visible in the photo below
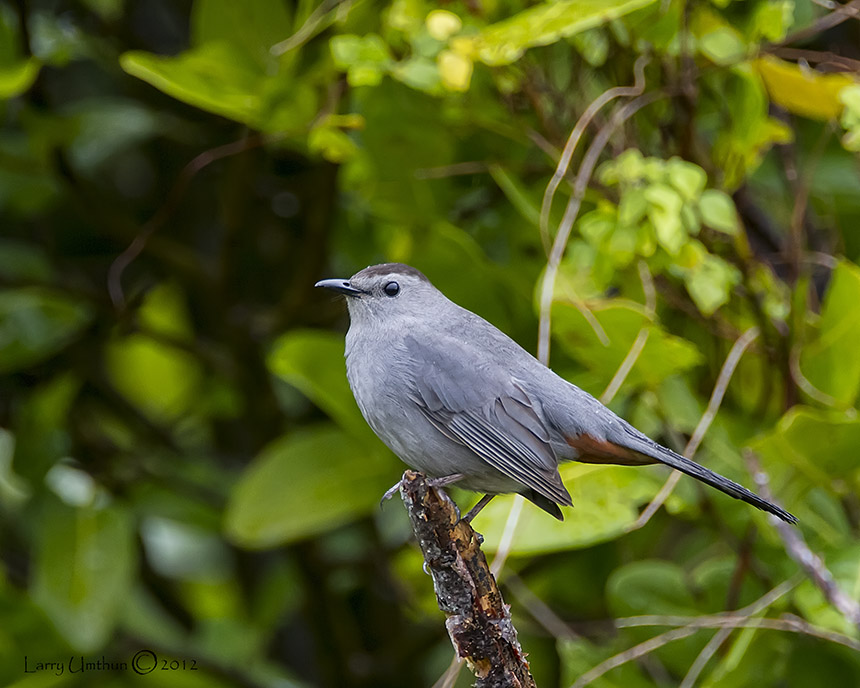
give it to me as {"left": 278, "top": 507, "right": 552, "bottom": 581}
{"left": 314, "top": 278, "right": 365, "bottom": 297}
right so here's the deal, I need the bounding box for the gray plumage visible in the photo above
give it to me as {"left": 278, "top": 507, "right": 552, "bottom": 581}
{"left": 315, "top": 263, "right": 796, "bottom": 524}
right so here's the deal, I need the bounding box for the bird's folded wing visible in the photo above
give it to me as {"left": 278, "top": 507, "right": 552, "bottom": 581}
{"left": 404, "top": 335, "right": 571, "bottom": 505}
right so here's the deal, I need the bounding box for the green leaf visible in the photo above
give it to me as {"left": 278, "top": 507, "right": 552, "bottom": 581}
{"left": 267, "top": 329, "right": 373, "bottom": 440}
{"left": 12, "top": 374, "right": 80, "bottom": 484}
{"left": 608, "top": 223, "right": 638, "bottom": 266}
{"left": 607, "top": 560, "right": 698, "bottom": 616}
{"left": 698, "top": 188, "right": 739, "bottom": 234}
{"left": 598, "top": 147, "right": 645, "bottom": 185}
{"left": 0, "top": 58, "right": 40, "bottom": 99}
{"left": 308, "top": 125, "right": 359, "bottom": 162}
{"left": 800, "top": 260, "right": 860, "bottom": 406}
{"left": 224, "top": 425, "right": 397, "bottom": 548}
{"left": 579, "top": 209, "right": 616, "bottom": 244}
{"left": 191, "top": 0, "right": 291, "bottom": 68}
{"left": 751, "top": 406, "right": 860, "bottom": 485}
{"left": 106, "top": 283, "right": 202, "bottom": 422}
{"left": 840, "top": 85, "right": 860, "bottom": 151}
{"left": 120, "top": 45, "right": 264, "bottom": 124}
{"left": 698, "top": 27, "right": 747, "bottom": 65}
{"left": 467, "top": 0, "right": 657, "bottom": 66}
{"left": 666, "top": 158, "right": 707, "bottom": 201}
{"left": 551, "top": 299, "right": 703, "bottom": 388}
{"left": 570, "top": 27, "right": 609, "bottom": 67}
{"left": 683, "top": 253, "right": 740, "bottom": 315}
{"left": 32, "top": 499, "right": 136, "bottom": 652}
{"left": 617, "top": 188, "right": 648, "bottom": 226}
{"left": 0, "top": 239, "right": 52, "bottom": 282}
{"left": 120, "top": 45, "right": 316, "bottom": 132}
{"left": 712, "top": 66, "right": 794, "bottom": 189}
{"left": 477, "top": 464, "right": 661, "bottom": 555}
{"left": 645, "top": 183, "right": 686, "bottom": 254}
{"left": 330, "top": 34, "right": 392, "bottom": 87}
{"left": 0, "top": 288, "right": 92, "bottom": 374}
{"left": 391, "top": 57, "right": 441, "bottom": 93}
{"left": 64, "top": 97, "right": 165, "bottom": 173}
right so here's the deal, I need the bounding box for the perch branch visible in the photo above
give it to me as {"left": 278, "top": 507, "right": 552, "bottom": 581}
{"left": 399, "top": 470, "right": 536, "bottom": 688}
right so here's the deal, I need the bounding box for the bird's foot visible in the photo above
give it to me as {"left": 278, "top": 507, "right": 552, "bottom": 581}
{"left": 426, "top": 473, "right": 465, "bottom": 489}
{"left": 379, "top": 473, "right": 466, "bottom": 509}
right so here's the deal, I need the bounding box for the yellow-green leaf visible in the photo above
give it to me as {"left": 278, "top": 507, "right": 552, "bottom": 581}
{"left": 33, "top": 499, "right": 136, "bottom": 651}
{"left": 106, "top": 283, "right": 202, "bottom": 422}
{"left": 800, "top": 260, "right": 860, "bottom": 406}
{"left": 0, "top": 57, "right": 40, "bottom": 99}
{"left": 478, "top": 464, "right": 662, "bottom": 554}
{"left": 754, "top": 56, "right": 856, "bottom": 121}
{"left": 464, "top": 0, "right": 657, "bottom": 66}
{"left": 551, "top": 299, "right": 703, "bottom": 387}
{"left": 224, "top": 425, "right": 397, "bottom": 548}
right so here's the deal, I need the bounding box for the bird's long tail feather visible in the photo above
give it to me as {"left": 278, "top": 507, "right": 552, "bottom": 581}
{"left": 624, "top": 429, "right": 797, "bottom": 524}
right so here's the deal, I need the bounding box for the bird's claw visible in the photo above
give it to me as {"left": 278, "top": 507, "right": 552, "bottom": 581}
{"left": 379, "top": 480, "right": 402, "bottom": 508}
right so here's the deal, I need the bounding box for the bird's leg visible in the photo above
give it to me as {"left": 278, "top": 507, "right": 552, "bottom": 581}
{"left": 462, "top": 494, "right": 495, "bottom": 523}
{"left": 380, "top": 473, "right": 466, "bottom": 508}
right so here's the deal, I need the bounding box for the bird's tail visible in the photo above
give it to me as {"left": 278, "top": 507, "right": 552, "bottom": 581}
{"left": 623, "top": 429, "right": 797, "bottom": 524}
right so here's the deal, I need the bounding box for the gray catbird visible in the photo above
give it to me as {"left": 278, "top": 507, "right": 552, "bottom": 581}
{"left": 316, "top": 263, "right": 796, "bottom": 524}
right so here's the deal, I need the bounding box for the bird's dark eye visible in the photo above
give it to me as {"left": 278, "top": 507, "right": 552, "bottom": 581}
{"left": 383, "top": 281, "right": 400, "bottom": 297}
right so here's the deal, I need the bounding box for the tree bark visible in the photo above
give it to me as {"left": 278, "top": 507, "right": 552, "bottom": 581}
{"left": 399, "top": 470, "right": 537, "bottom": 688}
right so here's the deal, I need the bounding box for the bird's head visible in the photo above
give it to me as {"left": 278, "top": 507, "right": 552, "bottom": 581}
{"left": 315, "top": 263, "right": 443, "bottom": 327}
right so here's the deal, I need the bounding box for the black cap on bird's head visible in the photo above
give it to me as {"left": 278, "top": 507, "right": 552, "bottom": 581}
{"left": 315, "top": 263, "right": 429, "bottom": 297}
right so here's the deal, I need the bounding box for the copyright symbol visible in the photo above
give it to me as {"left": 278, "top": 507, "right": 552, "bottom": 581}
{"left": 132, "top": 649, "right": 157, "bottom": 675}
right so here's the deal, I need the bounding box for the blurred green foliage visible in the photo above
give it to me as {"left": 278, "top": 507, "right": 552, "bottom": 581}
{"left": 1, "top": 0, "right": 860, "bottom": 687}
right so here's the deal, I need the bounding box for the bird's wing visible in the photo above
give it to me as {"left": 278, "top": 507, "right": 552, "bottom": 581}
{"left": 404, "top": 334, "right": 571, "bottom": 506}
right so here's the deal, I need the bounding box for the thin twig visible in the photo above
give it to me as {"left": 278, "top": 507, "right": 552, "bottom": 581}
{"left": 505, "top": 573, "right": 581, "bottom": 640}
{"left": 680, "top": 624, "right": 732, "bottom": 688}
{"left": 774, "top": 0, "right": 860, "bottom": 47}
{"left": 769, "top": 47, "right": 860, "bottom": 73}
{"left": 489, "top": 493, "right": 525, "bottom": 577}
{"left": 789, "top": 345, "right": 842, "bottom": 408}
{"left": 414, "top": 161, "right": 490, "bottom": 179}
{"left": 745, "top": 450, "right": 860, "bottom": 631}
{"left": 430, "top": 655, "right": 464, "bottom": 688}
{"left": 679, "top": 576, "right": 799, "bottom": 687}
{"left": 270, "top": 0, "right": 350, "bottom": 55}
{"left": 600, "top": 261, "right": 656, "bottom": 404}
{"left": 537, "top": 91, "right": 664, "bottom": 366}
{"left": 555, "top": 283, "right": 611, "bottom": 346}
{"left": 570, "top": 626, "right": 699, "bottom": 688}
{"left": 539, "top": 55, "right": 651, "bottom": 254}
{"left": 573, "top": 607, "right": 859, "bottom": 688}
{"left": 631, "top": 326, "right": 761, "bottom": 530}
{"left": 614, "top": 615, "right": 860, "bottom": 650}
